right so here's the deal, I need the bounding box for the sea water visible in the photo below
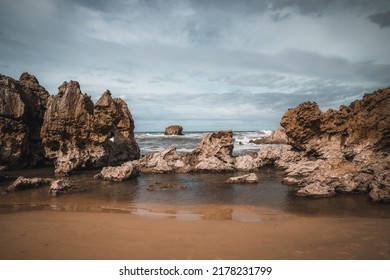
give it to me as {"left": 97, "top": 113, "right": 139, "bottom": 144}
{"left": 1, "top": 130, "right": 390, "bottom": 220}
{"left": 135, "top": 130, "right": 272, "bottom": 156}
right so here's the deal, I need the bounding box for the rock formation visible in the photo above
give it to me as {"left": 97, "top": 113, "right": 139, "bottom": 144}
{"left": 0, "top": 73, "right": 49, "bottom": 169}
{"left": 164, "top": 125, "right": 184, "bottom": 135}
{"left": 94, "top": 161, "right": 139, "bottom": 181}
{"left": 134, "top": 130, "right": 236, "bottom": 173}
{"left": 7, "top": 176, "right": 52, "bottom": 192}
{"left": 249, "top": 128, "right": 288, "bottom": 144}
{"left": 41, "top": 83, "right": 140, "bottom": 175}
{"left": 49, "top": 179, "right": 73, "bottom": 196}
{"left": 226, "top": 173, "right": 259, "bottom": 184}
{"left": 275, "top": 88, "right": 390, "bottom": 201}
{"left": 187, "top": 130, "right": 235, "bottom": 172}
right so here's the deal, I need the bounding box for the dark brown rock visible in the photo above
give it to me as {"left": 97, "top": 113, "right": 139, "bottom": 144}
{"left": 164, "top": 125, "right": 183, "bottom": 135}
{"left": 0, "top": 73, "right": 49, "bottom": 169}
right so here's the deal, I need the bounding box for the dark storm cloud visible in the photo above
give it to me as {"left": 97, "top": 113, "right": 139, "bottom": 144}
{"left": 369, "top": 11, "right": 390, "bottom": 28}
{"left": 1, "top": 0, "right": 389, "bottom": 131}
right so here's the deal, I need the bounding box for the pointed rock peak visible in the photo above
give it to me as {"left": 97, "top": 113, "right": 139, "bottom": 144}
{"left": 96, "top": 89, "right": 115, "bottom": 107}
{"left": 19, "top": 72, "right": 39, "bottom": 84}
{"left": 58, "top": 80, "right": 82, "bottom": 96}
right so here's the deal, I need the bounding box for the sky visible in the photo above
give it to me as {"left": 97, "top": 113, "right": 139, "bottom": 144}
{"left": 1, "top": 0, "right": 389, "bottom": 132}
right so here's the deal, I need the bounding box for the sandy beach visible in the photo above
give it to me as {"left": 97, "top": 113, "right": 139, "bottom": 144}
{"left": 1, "top": 207, "right": 389, "bottom": 260}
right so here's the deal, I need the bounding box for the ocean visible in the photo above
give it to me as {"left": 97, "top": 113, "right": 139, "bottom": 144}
{"left": 135, "top": 130, "right": 273, "bottom": 156}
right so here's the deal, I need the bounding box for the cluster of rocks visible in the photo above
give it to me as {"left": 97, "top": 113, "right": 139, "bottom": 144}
{"left": 6, "top": 176, "right": 73, "bottom": 196}
{"left": 95, "top": 88, "right": 390, "bottom": 202}
{"left": 2, "top": 72, "right": 389, "bottom": 202}
{"left": 0, "top": 73, "right": 140, "bottom": 175}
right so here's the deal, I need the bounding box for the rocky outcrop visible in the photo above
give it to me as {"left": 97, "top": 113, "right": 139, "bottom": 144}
{"left": 7, "top": 176, "right": 52, "bottom": 192}
{"left": 275, "top": 88, "right": 390, "bottom": 200}
{"left": 41, "top": 83, "right": 140, "bottom": 175}
{"left": 49, "top": 179, "right": 73, "bottom": 196}
{"left": 249, "top": 128, "right": 288, "bottom": 144}
{"left": 135, "top": 130, "right": 236, "bottom": 173}
{"left": 164, "top": 125, "right": 183, "bottom": 135}
{"left": 0, "top": 73, "right": 49, "bottom": 169}
{"left": 187, "top": 130, "right": 235, "bottom": 172}
{"left": 226, "top": 173, "right": 259, "bottom": 184}
{"left": 139, "top": 147, "right": 186, "bottom": 173}
{"left": 94, "top": 161, "right": 139, "bottom": 181}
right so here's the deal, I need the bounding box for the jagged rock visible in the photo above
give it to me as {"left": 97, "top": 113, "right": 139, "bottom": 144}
{"left": 225, "top": 173, "right": 259, "bottom": 184}
{"left": 95, "top": 161, "right": 139, "bottom": 181}
{"left": 235, "top": 154, "right": 260, "bottom": 171}
{"left": 146, "top": 183, "right": 187, "bottom": 191}
{"left": 276, "top": 88, "right": 390, "bottom": 198}
{"left": 137, "top": 130, "right": 236, "bottom": 173}
{"left": 41, "top": 83, "right": 140, "bottom": 175}
{"left": 164, "top": 125, "right": 183, "bottom": 135}
{"left": 296, "top": 182, "right": 336, "bottom": 198}
{"left": 7, "top": 176, "right": 52, "bottom": 191}
{"left": 49, "top": 180, "right": 73, "bottom": 196}
{"left": 369, "top": 185, "right": 390, "bottom": 203}
{"left": 188, "top": 130, "right": 235, "bottom": 172}
{"left": 249, "top": 128, "right": 288, "bottom": 144}
{"left": 139, "top": 147, "right": 185, "bottom": 173}
{"left": 0, "top": 73, "right": 49, "bottom": 169}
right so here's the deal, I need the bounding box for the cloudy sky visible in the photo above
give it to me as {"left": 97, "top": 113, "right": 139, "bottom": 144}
{"left": 1, "top": 0, "right": 389, "bottom": 132}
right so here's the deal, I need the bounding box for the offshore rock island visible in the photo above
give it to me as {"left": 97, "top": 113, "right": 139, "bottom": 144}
{"left": 0, "top": 72, "right": 389, "bottom": 202}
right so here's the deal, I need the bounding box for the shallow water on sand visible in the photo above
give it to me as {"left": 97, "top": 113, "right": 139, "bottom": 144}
{"left": 1, "top": 167, "right": 390, "bottom": 221}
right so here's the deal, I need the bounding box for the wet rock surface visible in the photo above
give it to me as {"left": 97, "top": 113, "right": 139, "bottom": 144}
{"left": 7, "top": 176, "right": 52, "bottom": 192}
{"left": 95, "top": 161, "right": 139, "bottom": 181}
{"left": 49, "top": 179, "right": 74, "bottom": 196}
{"left": 226, "top": 173, "right": 259, "bottom": 184}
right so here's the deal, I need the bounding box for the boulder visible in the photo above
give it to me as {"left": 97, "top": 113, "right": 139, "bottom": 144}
{"left": 187, "top": 130, "right": 235, "bottom": 172}
{"left": 0, "top": 73, "right": 49, "bottom": 169}
{"left": 49, "top": 180, "right": 73, "bottom": 196}
{"left": 139, "top": 147, "right": 185, "bottom": 173}
{"left": 225, "top": 173, "right": 259, "bottom": 184}
{"left": 41, "top": 83, "right": 140, "bottom": 175}
{"left": 95, "top": 161, "right": 139, "bottom": 181}
{"left": 7, "top": 176, "right": 52, "bottom": 191}
{"left": 164, "top": 125, "right": 183, "bottom": 135}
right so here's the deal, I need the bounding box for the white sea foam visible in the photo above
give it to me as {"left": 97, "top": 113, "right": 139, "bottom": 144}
{"left": 135, "top": 130, "right": 272, "bottom": 156}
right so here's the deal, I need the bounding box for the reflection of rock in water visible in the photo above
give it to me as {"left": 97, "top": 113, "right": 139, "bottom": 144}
{"left": 146, "top": 183, "right": 187, "bottom": 191}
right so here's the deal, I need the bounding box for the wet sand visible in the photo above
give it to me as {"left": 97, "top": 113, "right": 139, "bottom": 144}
{"left": 1, "top": 208, "right": 389, "bottom": 260}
